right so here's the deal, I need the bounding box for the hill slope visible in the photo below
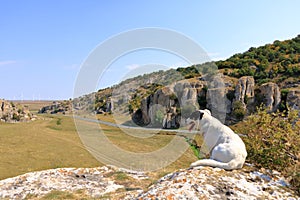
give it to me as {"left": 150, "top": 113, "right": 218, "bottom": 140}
{"left": 71, "top": 35, "right": 300, "bottom": 123}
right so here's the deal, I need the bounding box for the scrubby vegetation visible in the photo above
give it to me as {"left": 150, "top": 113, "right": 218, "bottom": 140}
{"left": 232, "top": 108, "right": 300, "bottom": 195}
{"left": 216, "top": 35, "right": 300, "bottom": 84}
{"left": 128, "top": 83, "right": 163, "bottom": 113}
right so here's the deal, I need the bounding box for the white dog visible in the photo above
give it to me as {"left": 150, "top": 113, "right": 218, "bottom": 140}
{"left": 187, "top": 109, "right": 247, "bottom": 170}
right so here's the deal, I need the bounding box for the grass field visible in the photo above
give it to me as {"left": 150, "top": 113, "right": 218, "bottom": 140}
{"left": 0, "top": 114, "right": 197, "bottom": 181}
{"left": 0, "top": 115, "right": 100, "bottom": 180}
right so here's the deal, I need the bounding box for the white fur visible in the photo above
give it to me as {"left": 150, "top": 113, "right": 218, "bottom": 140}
{"left": 188, "top": 109, "right": 247, "bottom": 170}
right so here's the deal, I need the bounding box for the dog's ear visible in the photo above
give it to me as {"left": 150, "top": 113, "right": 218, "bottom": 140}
{"left": 203, "top": 109, "right": 211, "bottom": 116}
{"left": 189, "top": 111, "right": 204, "bottom": 120}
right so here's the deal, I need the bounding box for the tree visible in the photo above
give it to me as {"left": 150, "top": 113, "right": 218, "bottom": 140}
{"left": 154, "top": 109, "right": 165, "bottom": 124}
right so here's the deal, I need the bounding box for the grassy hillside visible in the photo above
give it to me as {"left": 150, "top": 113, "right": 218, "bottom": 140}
{"left": 216, "top": 34, "right": 300, "bottom": 85}
{"left": 84, "top": 35, "right": 300, "bottom": 116}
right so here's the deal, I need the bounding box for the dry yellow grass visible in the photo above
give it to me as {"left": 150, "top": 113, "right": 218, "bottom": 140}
{"left": 0, "top": 114, "right": 197, "bottom": 181}
{"left": 0, "top": 115, "right": 100, "bottom": 180}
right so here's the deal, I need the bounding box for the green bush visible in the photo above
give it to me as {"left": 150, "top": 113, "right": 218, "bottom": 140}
{"left": 232, "top": 101, "right": 246, "bottom": 120}
{"left": 233, "top": 108, "right": 300, "bottom": 195}
{"left": 12, "top": 113, "right": 20, "bottom": 121}
{"left": 169, "top": 93, "right": 178, "bottom": 100}
{"left": 56, "top": 118, "right": 62, "bottom": 125}
{"left": 154, "top": 109, "right": 165, "bottom": 125}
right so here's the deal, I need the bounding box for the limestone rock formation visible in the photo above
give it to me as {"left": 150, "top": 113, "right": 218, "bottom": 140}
{"left": 133, "top": 79, "right": 207, "bottom": 128}
{"left": 287, "top": 89, "right": 300, "bottom": 110}
{"left": 38, "top": 101, "right": 72, "bottom": 114}
{"left": 206, "top": 88, "right": 228, "bottom": 123}
{"left": 0, "top": 100, "right": 34, "bottom": 122}
{"left": 137, "top": 86, "right": 179, "bottom": 128}
{"left": 137, "top": 166, "right": 297, "bottom": 199}
{"left": 259, "top": 82, "right": 281, "bottom": 111}
{"left": 0, "top": 165, "right": 298, "bottom": 199}
{"left": 235, "top": 76, "right": 255, "bottom": 104}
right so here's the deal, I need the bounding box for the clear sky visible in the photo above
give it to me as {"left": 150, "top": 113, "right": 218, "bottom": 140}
{"left": 0, "top": 0, "right": 299, "bottom": 100}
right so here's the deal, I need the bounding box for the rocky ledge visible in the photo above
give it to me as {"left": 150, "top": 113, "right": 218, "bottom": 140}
{"left": 0, "top": 165, "right": 298, "bottom": 200}
{"left": 137, "top": 166, "right": 298, "bottom": 200}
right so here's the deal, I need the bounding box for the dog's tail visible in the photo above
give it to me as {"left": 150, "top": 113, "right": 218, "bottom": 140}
{"left": 190, "top": 159, "right": 243, "bottom": 170}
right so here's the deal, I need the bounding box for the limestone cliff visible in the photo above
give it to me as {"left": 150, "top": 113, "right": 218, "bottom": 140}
{"left": 38, "top": 101, "right": 72, "bottom": 114}
{"left": 131, "top": 75, "right": 299, "bottom": 127}
{"left": 234, "top": 76, "right": 255, "bottom": 104}
{"left": 258, "top": 82, "right": 281, "bottom": 112}
{"left": 132, "top": 78, "right": 207, "bottom": 128}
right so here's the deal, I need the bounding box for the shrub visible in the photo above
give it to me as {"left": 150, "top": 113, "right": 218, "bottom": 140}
{"left": 232, "top": 108, "right": 300, "bottom": 195}
{"left": 56, "top": 118, "right": 62, "bottom": 125}
{"left": 10, "top": 102, "right": 15, "bottom": 108}
{"left": 232, "top": 101, "right": 246, "bottom": 120}
{"left": 12, "top": 113, "right": 20, "bottom": 121}
{"left": 154, "top": 109, "right": 165, "bottom": 125}
{"left": 169, "top": 93, "right": 178, "bottom": 100}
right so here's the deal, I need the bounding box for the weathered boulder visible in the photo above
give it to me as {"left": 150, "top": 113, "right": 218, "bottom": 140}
{"left": 0, "top": 100, "right": 34, "bottom": 122}
{"left": 259, "top": 82, "right": 281, "bottom": 111}
{"left": 235, "top": 76, "right": 255, "bottom": 103}
{"left": 287, "top": 89, "right": 300, "bottom": 110}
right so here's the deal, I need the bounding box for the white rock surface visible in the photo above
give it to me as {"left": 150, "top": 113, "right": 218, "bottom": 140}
{"left": 137, "top": 166, "right": 298, "bottom": 200}
{"left": 0, "top": 165, "right": 298, "bottom": 200}
{"left": 0, "top": 166, "right": 125, "bottom": 199}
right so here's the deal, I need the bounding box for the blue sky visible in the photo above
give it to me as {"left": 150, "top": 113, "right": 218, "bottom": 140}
{"left": 0, "top": 1, "right": 299, "bottom": 100}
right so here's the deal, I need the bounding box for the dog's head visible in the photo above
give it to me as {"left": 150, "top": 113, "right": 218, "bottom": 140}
{"left": 187, "top": 109, "right": 211, "bottom": 131}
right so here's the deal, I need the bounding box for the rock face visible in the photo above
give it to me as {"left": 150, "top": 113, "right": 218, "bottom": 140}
{"left": 206, "top": 88, "right": 228, "bottom": 123}
{"left": 133, "top": 79, "right": 207, "bottom": 128}
{"left": 205, "top": 74, "right": 227, "bottom": 123}
{"left": 0, "top": 166, "right": 298, "bottom": 199}
{"left": 287, "top": 89, "right": 300, "bottom": 110}
{"left": 38, "top": 101, "right": 72, "bottom": 114}
{"left": 131, "top": 75, "right": 293, "bottom": 127}
{"left": 259, "top": 82, "right": 281, "bottom": 111}
{"left": 74, "top": 74, "right": 299, "bottom": 127}
{"left": 137, "top": 87, "right": 180, "bottom": 128}
{"left": 0, "top": 100, "right": 34, "bottom": 122}
{"left": 235, "top": 76, "right": 255, "bottom": 104}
